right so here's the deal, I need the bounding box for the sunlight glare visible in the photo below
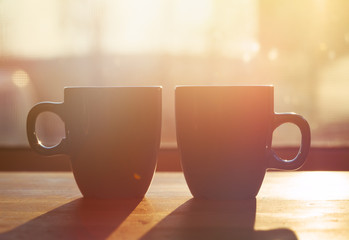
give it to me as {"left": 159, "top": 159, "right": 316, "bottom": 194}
{"left": 1, "top": 0, "right": 258, "bottom": 58}
{"left": 285, "top": 172, "right": 349, "bottom": 200}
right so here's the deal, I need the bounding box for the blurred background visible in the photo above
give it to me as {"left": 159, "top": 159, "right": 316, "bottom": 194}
{"left": 0, "top": 0, "right": 348, "bottom": 148}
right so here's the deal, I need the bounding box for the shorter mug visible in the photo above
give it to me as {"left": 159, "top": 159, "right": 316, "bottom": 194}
{"left": 176, "top": 85, "right": 311, "bottom": 200}
{"left": 27, "top": 87, "right": 162, "bottom": 199}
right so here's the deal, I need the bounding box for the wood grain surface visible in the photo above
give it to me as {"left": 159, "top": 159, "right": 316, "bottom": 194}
{"left": 0, "top": 171, "right": 348, "bottom": 239}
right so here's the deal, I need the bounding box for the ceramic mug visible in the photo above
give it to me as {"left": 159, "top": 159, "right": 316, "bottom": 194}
{"left": 27, "top": 87, "right": 162, "bottom": 199}
{"left": 176, "top": 85, "right": 310, "bottom": 199}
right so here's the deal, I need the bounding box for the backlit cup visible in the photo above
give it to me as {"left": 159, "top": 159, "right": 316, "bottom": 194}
{"left": 27, "top": 87, "right": 162, "bottom": 199}
{"left": 176, "top": 85, "right": 310, "bottom": 199}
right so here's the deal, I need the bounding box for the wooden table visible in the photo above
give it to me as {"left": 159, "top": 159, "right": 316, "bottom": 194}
{"left": 0, "top": 171, "right": 348, "bottom": 239}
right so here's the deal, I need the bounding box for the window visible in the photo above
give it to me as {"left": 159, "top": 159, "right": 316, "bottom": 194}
{"left": 0, "top": 0, "right": 348, "bottom": 149}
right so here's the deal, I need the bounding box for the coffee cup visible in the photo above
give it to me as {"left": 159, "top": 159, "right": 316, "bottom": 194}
{"left": 175, "top": 85, "right": 310, "bottom": 199}
{"left": 27, "top": 87, "right": 162, "bottom": 199}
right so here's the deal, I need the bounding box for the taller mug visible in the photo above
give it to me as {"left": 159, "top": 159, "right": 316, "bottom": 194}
{"left": 176, "top": 85, "right": 311, "bottom": 200}
{"left": 27, "top": 87, "right": 162, "bottom": 199}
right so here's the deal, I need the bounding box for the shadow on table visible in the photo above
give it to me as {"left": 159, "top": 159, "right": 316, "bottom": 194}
{"left": 141, "top": 198, "right": 298, "bottom": 240}
{"left": 0, "top": 197, "right": 142, "bottom": 240}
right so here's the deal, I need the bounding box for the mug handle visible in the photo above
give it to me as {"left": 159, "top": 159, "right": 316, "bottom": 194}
{"left": 268, "top": 113, "right": 311, "bottom": 170}
{"left": 27, "top": 102, "right": 68, "bottom": 155}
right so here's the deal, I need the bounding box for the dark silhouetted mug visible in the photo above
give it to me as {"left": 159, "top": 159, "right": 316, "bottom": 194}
{"left": 27, "top": 87, "right": 162, "bottom": 199}
{"left": 176, "top": 85, "right": 310, "bottom": 199}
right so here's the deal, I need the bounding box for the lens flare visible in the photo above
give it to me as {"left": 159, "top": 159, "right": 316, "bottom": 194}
{"left": 11, "top": 70, "right": 30, "bottom": 88}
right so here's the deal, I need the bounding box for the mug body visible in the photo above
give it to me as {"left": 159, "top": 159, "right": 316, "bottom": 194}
{"left": 176, "top": 86, "right": 273, "bottom": 199}
{"left": 63, "top": 87, "right": 162, "bottom": 198}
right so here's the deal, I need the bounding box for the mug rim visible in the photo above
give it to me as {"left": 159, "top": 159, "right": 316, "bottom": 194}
{"left": 64, "top": 86, "right": 162, "bottom": 89}
{"left": 175, "top": 85, "right": 273, "bottom": 89}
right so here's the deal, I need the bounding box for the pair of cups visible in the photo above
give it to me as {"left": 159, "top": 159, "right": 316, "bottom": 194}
{"left": 27, "top": 86, "right": 310, "bottom": 200}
